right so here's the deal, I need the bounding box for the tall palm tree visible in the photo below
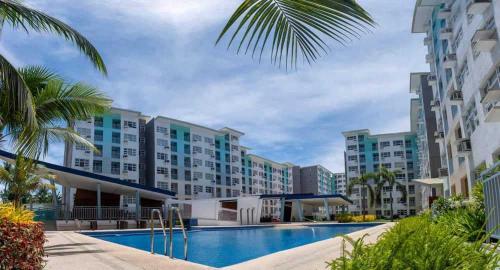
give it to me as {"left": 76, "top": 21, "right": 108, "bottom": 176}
{"left": 217, "top": 0, "right": 374, "bottom": 69}
{"left": 0, "top": 155, "right": 53, "bottom": 208}
{"left": 0, "top": 0, "right": 107, "bottom": 131}
{"left": 1, "top": 66, "right": 111, "bottom": 159}
{"left": 376, "top": 166, "right": 407, "bottom": 221}
{"left": 347, "top": 172, "right": 377, "bottom": 220}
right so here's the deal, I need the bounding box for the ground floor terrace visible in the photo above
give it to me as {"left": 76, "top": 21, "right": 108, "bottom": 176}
{"left": 44, "top": 222, "right": 393, "bottom": 270}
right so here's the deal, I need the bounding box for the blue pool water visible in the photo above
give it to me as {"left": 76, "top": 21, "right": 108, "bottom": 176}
{"left": 85, "top": 224, "right": 376, "bottom": 268}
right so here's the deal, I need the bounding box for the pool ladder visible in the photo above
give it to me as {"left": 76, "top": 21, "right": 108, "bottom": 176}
{"left": 239, "top": 207, "right": 255, "bottom": 225}
{"left": 149, "top": 207, "right": 188, "bottom": 260}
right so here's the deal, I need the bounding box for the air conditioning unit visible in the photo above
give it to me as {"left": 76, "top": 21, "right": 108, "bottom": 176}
{"left": 164, "top": 146, "right": 170, "bottom": 149}
{"left": 85, "top": 150, "right": 91, "bottom": 154}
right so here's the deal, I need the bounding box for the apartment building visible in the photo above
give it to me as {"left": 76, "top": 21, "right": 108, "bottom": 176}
{"left": 333, "top": 173, "right": 347, "bottom": 196}
{"left": 343, "top": 130, "right": 421, "bottom": 217}
{"left": 292, "top": 165, "right": 335, "bottom": 195}
{"left": 64, "top": 108, "right": 149, "bottom": 205}
{"left": 410, "top": 72, "right": 443, "bottom": 180}
{"left": 240, "top": 152, "right": 294, "bottom": 218}
{"left": 145, "top": 116, "right": 244, "bottom": 200}
{"left": 412, "top": 0, "right": 500, "bottom": 197}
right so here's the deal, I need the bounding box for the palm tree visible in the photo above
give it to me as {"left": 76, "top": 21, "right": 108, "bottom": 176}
{"left": 1, "top": 66, "right": 111, "bottom": 159}
{"left": 0, "top": 156, "right": 54, "bottom": 208}
{"left": 376, "top": 166, "right": 407, "bottom": 221}
{"left": 217, "top": 0, "right": 375, "bottom": 69}
{"left": 0, "top": 0, "right": 107, "bottom": 131}
{"left": 346, "top": 172, "right": 377, "bottom": 220}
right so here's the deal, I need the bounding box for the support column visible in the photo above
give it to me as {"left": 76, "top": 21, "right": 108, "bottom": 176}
{"left": 135, "top": 190, "right": 141, "bottom": 220}
{"left": 296, "top": 199, "right": 304, "bottom": 222}
{"left": 50, "top": 179, "right": 57, "bottom": 208}
{"left": 279, "top": 198, "right": 285, "bottom": 222}
{"left": 63, "top": 186, "right": 71, "bottom": 220}
{"left": 163, "top": 199, "right": 169, "bottom": 220}
{"left": 323, "top": 198, "right": 331, "bottom": 221}
{"left": 97, "top": 183, "right": 102, "bottom": 220}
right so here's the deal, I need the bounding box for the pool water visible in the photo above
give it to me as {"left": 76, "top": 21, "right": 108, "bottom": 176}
{"left": 86, "top": 224, "right": 376, "bottom": 268}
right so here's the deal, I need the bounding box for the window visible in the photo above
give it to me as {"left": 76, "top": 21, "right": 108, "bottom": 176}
{"left": 204, "top": 137, "right": 214, "bottom": 144}
{"left": 348, "top": 155, "right": 358, "bottom": 161}
{"left": 76, "top": 143, "right": 90, "bottom": 151}
{"left": 124, "top": 133, "right": 137, "bottom": 142}
{"left": 157, "top": 139, "right": 169, "bottom": 147}
{"left": 194, "top": 185, "right": 203, "bottom": 193}
{"left": 171, "top": 155, "right": 178, "bottom": 166}
{"left": 373, "top": 153, "right": 379, "bottom": 162}
{"left": 112, "top": 132, "right": 120, "bottom": 143}
{"left": 170, "top": 183, "right": 178, "bottom": 193}
{"left": 170, "top": 141, "right": 177, "bottom": 152}
{"left": 124, "top": 148, "right": 136, "bottom": 156}
{"left": 193, "top": 171, "right": 203, "bottom": 180}
{"left": 409, "top": 185, "right": 415, "bottom": 195}
{"left": 381, "top": 152, "right": 391, "bottom": 158}
{"left": 205, "top": 186, "right": 214, "bottom": 194}
{"left": 184, "top": 132, "right": 190, "bottom": 142}
{"left": 94, "top": 116, "right": 103, "bottom": 127}
{"left": 124, "top": 120, "right": 136, "bottom": 128}
{"left": 77, "top": 127, "right": 91, "bottom": 137}
{"left": 93, "top": 160, "right": 102, "bottom": 173}
{"left": 170, "top": 129, "right": 177, "bottom": 139}
{"left": 205, "top": 148, "right": 214, "bottom": 156}
{"left": 405, "top": 140, "right": 412, "bottom": 148}
{"left": 156, "top": 126, "right": 168, "bottom": 134}
{"left": 382, "top": 163, "right": 392, "bottom": 169}
{"left": 112, "top": 119, "right": 121, "bottom": 129}
{"left": 205, "top": 173, "right": 214, "bottom": 180}
{"left": 380, "top": 141, "right": 390, "bottom": 148}
{"left": 192, "top": 134, "right": 202, "bottom": 142}
{"left": 193, "top": 146, "right": 202, "bottom": 154}
{"left": 157, "top": 152, "right": 168, "bottom": 160}
{"left": 184, "top": 157, "right": 191, "bottom": 167}
{"left": 347, "top": 145, "right": 357, "bottom": 151}
{"left": 193, "top": 158, "right": 202, "bottom": 166}
{"left": 393, "top": 140, "right": 403, "bottom": 146}
{"left": 94, "top": 130, "right": 103, "bottom": 141}
{"left": 74, "top": 158, "right": 89, "bottom": 168}
{"left": 171, "top": 169, "right": 178, "bottom": 179}
{"left": 346, "top": 136, "right": 357, "bottom": 141}
{"left": 394, "top": 151, "right": 404, "bottom": 158}
{"left": 123, "top": 163, "right": 136, "bottom": 172}
{"left": 94, "top": 144, "right": 102, "bottom": 156}
{"left": 205, "top": 161, "right": 214, "bottom": 168}
{"left": 407, "top": 162, "right": 414, "bottom": 170}
{"left": 185, "top": 184, "right": 192, "bottom": 195}
{"left": 409, "top": 197, "right": 416, "bottom": 207}
{"left": 348, "top": 166, "right": 358, "bottom": 172}
{"left": 185, "top": 170, "right": 191, "bottom": 181}
{"left": 231, "top": 145, "right": 239, "bottom": 151}
{"left": 157, "top": 181, "right": 169, "bottom": 190}
{"left": 157, "top": 167, "right": 168, "bottom": 175}
{"left": 111, "top": 162, "right": 120, "bottom": 174}
{"left": 112, "top": 146, "right": 120, "bottom": 158}
{"left": 215, "top": 151, "right": 221, "bottom": 160}
{"left": 184, "top": 144, "right": 190, "bottom": 155}
{"left": 372, "top": 143, "right": 378, "bottom": 151}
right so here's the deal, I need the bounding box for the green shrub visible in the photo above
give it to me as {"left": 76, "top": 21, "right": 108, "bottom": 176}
{"left": 328, "top": 214, "right": 499, "bottom": 270}
{"left": 0, "top": 203, "right": 35, "bottom": 223}
{"left": 336, "top": 213, "right": 353, "bottom": 223}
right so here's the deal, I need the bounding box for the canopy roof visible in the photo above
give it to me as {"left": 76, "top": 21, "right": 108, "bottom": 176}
{"left": 260, "top": 193, "right": 353, "bottom": 206}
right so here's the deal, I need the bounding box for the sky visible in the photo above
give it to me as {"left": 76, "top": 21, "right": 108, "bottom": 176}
{"left": 2, "top": 0, "right": 428, "bottom": 172}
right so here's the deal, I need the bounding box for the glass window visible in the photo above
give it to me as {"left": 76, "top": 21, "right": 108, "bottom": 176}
{"left": 170, "top": 129, "right": 177, "bottom": 140}
{"left": 112, "top": 119, "right": 121, "bottom": 129}
{"left": 112, "top": 132, "right": 120, "bottom": 143}
{"left": 94, "top": 116, "right": 103, "bottom": 127}
{"left": 94, "top": 130, "right": 103, "bottom": 141}
{"left": 111, "top": 162, "right": 120, "bottom": 174}
{"left": 112, "top": 146, "right": 120, "bottom": 158}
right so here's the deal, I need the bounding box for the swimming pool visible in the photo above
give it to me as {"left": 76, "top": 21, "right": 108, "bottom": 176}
{"left": 85, "top": 224, "right": 376, "bottom": 268}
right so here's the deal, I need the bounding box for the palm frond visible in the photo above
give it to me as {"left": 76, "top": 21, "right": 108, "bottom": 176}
{"left": 0, "top": 53, "right": 36, "bottom": 128}
{"left": 0, "top": 0, "right": 107, "bottom": 74}
{"left": 216, "top": 0, "right": 374, "bottom": 69}
{"left": 18, "top": 66, "right": 59, "bottom": 94}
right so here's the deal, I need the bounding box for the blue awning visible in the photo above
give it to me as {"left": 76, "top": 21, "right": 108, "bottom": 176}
{"left": 259, "top": 193, "right": 353, "bottom": 204}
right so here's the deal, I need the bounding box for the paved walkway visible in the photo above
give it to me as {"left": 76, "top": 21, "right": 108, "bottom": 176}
{"left": 44, "top": 223, "right": 394, "bottom": 270}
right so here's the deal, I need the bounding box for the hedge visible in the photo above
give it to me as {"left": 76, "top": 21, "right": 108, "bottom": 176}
{"left": 0, "top": 204, "right": 45, "bottom": 270}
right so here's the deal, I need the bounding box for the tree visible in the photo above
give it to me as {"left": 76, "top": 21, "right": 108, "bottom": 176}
{"left": 0, "top": 0, "right": 107, "bottom": 139}
{"left": 1, "top": 66, "right": 111, "bottom": 159}
{"left": 0, "top": 156, "right": 54, "bottom": 208}
{"left": 347, "top": 172, "right": 377, "bottom": 220}
{"left": 376, "top": 166, "right": 407, "bottom": 221}
{"left": 217, "top": 0, "right": 374, "bottom": 69}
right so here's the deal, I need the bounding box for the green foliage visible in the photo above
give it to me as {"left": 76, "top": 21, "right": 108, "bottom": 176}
{"left": 336, "top": 213, "right": 376, "bottom": 223}
{"left": 346, "top": 173, "right": 377, "bottom": 217}
{"left": 0, "top": 203, "right": 34, "bottom": 222}
{"left": 328, "top": 214, "right": 500, "bottom": 270}
{"left": 217, "top": 0, "right": 374, "bottom": 69}
{"left": 375, "top": 167, "right": 406, "bottom": 220}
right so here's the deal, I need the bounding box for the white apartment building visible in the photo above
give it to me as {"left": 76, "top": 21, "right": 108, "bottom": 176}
{"left": 64, "top": 108, "right": 149, "bottom": 205}
{"left": 241, "top": 152, "right": 294, "bottom": 218}
{"left": 145, "top": 116, "right": 244, "bottom": 200}
{"left": 343, "top": 130, "right": 421, "bottom": 217}
{"left": 333, "top": 173, "right": 347, "bottom": 196}
{"left": 292, "top": 165, "right": 335, "bottom": 195}
{"left": 412, "top": 0, "right": 500, "bottom": 197}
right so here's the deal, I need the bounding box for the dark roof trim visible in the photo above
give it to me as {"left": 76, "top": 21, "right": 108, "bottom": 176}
{"left": 0, "top": 150, "right": 176, "bottom": 197}
{"left": 259, "top": 193, "right": 353, "bottom": 204}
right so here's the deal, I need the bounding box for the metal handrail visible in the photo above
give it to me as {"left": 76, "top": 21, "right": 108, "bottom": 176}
{"left": 169, "top": 207, "right": 188, "bottom": 260}
{"left": 150, "top": 209, "right": 167, "bottom": 256}
{"left": 246, "top": 208, "right": 250, "bottom": 225}
{"left": 251, "top": 207, "right": 255, "bottom": 224}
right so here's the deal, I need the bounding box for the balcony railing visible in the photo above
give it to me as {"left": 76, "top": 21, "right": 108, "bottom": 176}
{"left": 480, "top": 67, "right": 500, "bottom": 122}
{"left": 439, "top": 28, "right": 453, "bottom": 40}
{"left": 466, "top": 0, "right": 491, "bottom": 15}
{"left": 481, "top": 161, "right": 500, "bottom": 240}
{"left": 472, "top": 29, "right": 497, "bottom": 52}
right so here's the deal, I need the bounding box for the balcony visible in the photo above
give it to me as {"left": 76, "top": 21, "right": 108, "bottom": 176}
{"left": 434, "top": 131, "right": 445, "bottom": 143}
{"left": 443, "top": 53, "right": 457, "bottom": 68}
{"left": 466, "top": 0, "right": 491, "bottom": 15}
{"left": 481, "top": 68, "right": 500, "bottom": 122}
{"left": 472, "top": 29, "right": 497, "bottom": 52}
{"left": 439, "top": 28, "right": 453, "bottom": 40}
{"left": 449, "top": 90, "right": 464, "bottom": 105}
{"left": 430, "top": 99, "right": 441, "bottom": 112}
{"left": 456, "top": 139, "right": 472, "bottom": 156}
{"left": 425, "top": 53, "right": 434, "bottom": 63}
{"left": 437, "top": 8, "right": 452, "bottom": 19}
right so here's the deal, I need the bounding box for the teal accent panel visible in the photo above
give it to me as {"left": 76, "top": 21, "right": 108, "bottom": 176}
{"left": 363, "top": 136, "right": 378, "bottom": 173}
{"left": 170, "top": 123, "right": 191, "bottom": 180}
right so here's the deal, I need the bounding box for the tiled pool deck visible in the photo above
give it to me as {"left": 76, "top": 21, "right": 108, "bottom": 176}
{"left": 44, "top": 222, "right": 394, "bottom": 270}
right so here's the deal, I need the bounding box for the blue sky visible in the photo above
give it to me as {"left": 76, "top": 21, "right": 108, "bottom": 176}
{"left": 2, "top": 0, "right": 428, "bottom": 172}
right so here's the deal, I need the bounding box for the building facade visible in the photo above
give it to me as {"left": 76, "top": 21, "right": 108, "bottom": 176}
{"left": 343, "top": 130, "right": 421, "bottom": 217}
{"left": 412, "top": 0, "right": 500, "bottom": 198}
{"left": 292, "top": 165, "right": 335, "bottom": 195}
{"left": 410, "top": 72, "right": 443, "bottom": 179}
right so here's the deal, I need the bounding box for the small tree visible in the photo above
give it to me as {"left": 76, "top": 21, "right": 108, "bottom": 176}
{"left": 0, "top": 156, "right": 54, "bottom": 208}
{"left": 376, "top": 167, "right": 407, "bottom": 221}
{"left": 347, "top": 173, "right": 377, "bottom": 220}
